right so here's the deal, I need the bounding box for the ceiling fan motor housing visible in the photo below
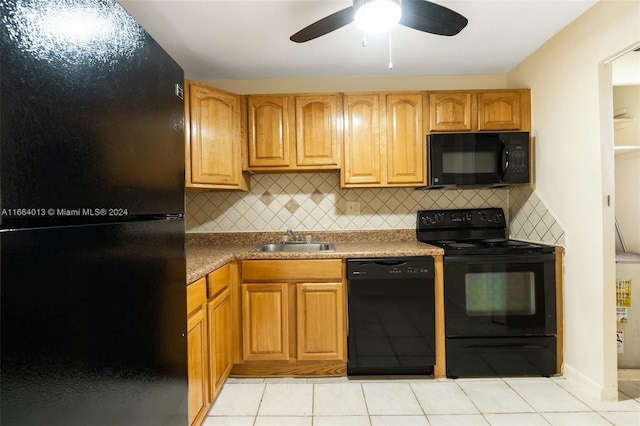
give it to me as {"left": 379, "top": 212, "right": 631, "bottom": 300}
{"left": 353, "top": 0, "right": 402, "bottom": 34}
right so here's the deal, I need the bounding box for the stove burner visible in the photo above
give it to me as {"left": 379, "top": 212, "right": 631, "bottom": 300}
{"left": 482, "top": 238, "right": 509, "bottom": 246}
{"left": 447, "top": 242, "right": 476, "bottom": 249}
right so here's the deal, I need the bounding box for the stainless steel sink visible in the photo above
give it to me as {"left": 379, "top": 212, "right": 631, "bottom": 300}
{"left": 250, "top": 242, "right": 336, "bottom": 252}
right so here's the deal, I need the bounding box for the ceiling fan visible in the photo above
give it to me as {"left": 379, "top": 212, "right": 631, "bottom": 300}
{"left": 290, "top": 0, "right": 468, "bottom": 43}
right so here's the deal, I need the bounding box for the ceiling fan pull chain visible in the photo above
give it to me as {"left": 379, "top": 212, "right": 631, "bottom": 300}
{"left": 362, "top": 32, "right": 367, "bottom": 47}
{"left": 388, "top": 32, "right": 393, "bottom": 69}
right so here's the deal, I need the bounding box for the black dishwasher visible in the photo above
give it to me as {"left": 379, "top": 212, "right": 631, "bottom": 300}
{"left": 347, "top": 257, "right": 435, "bottom": 375}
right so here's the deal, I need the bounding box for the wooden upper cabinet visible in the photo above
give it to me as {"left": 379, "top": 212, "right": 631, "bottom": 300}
{"left": 427, "top": 89, "right": 530, "bottom": 133}
{"left": 386, "top": 93, "right": 425, "bottom": 185}
{"left": 248, "top": 94, "right": 341, "bottom": 171}
{"left": 477, "top": 91, "right": 522, "bottom": 130}
{"left": 428, "top": 92, "right": 472, "bottom": 132}
{"left": 342, "top": 92, "right": 425, "bottom": 187}
{"left": 185, "top": 81, "right": 247, "bottom": 191}
{"left": 295, "top": 95, "right": 340, "bottom": 167}
{"left": 342, "top": 94, "right": 382, "bottom": 185}
{"left": 248, "top": 95, "right": 292, "bottom": 168}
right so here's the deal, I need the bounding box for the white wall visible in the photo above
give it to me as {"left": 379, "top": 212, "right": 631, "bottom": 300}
{"left": 204, "top": 74, "right": 508, "bottom": 94}
{"left": 507, "top": 0, "right": 640, "bottom": 400}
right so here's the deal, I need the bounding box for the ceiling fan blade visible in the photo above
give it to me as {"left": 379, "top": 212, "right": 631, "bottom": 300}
{"left": 400, "top": 0, "right": 468, "bottom": 36}
{"left": 290, "top": 6, "right": 355, "bottom": 43}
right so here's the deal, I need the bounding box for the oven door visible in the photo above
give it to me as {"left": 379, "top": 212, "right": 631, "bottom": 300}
{"left": 444, "top": 253, "right": 556, "bottom": 337}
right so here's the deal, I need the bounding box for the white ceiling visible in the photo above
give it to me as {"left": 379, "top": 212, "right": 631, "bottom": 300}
{"left": 118, "top": 0, "right": 598, "bottom": 80}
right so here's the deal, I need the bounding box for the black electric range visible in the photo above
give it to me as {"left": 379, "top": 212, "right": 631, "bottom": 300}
{"left": 416, "top": 208, "right": 558, "bottom": 378}
{"left": 416, "top": 208, "right": 555, "bottom": 255}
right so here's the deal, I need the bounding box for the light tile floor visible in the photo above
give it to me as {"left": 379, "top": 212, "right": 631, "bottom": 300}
{"left": 204, "top": 375, "right": 640, "bottom": 426}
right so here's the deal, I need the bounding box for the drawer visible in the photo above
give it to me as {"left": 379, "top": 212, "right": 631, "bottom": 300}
{"left": 241, "top": 259, "right": 342, "bottom": 281}
{"left": 208, "top": 264, "right": 230, "bottom": 297}
{"left": 186, "top": 277, "right": 207, "bottom": 315}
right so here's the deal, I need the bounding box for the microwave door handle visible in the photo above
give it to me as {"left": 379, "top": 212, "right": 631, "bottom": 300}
{"left": 499, "top": 142, "right": 509, "bottom": 179}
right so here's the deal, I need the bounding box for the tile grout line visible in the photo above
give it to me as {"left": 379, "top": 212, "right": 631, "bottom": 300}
{"left": 547, "top": 378, "right": 606, "bottom": 414}
{"left": 407, "top": 381, "right": 428, "bottom": 421}
{"left": 453, "top": 378, "right": 485, "bottom": 418}
{"left": 311, "top": 383, "right": 315, "bottom": 423}
{"left": 501, "top": 377, "right": 542, "bottom": 415}
{"left": 358, "top": 382, "right": 372, "bottom": 425}
{"left": 252, "top": 381, "right": 266, "bottom": 426}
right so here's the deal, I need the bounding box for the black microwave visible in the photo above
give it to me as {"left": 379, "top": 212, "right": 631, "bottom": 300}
{"left": 426, "top": 132, "right": 530, "bottom": 189}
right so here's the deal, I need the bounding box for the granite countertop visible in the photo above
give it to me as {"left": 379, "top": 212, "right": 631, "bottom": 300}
{"left": 186, "top": 230, "right": 443, "bottom": 284}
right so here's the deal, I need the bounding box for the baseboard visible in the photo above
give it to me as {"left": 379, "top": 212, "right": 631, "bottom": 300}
{"left": 563, "top": 363, "right": 618, "bottom": 401}
{"left": 618, "top": 369, "right": 640, "bottom": 380}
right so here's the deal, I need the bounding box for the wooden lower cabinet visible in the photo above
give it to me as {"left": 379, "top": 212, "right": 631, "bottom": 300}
{"left": 235, "top": 260, "right": 346, "bottom": 376}
{"left": 296, "top": 282, "right": 344, "bottom": 361}
{"left": 186, "top": 278, "right": 208, "bottom": 426}
{"left": 241, "top": 283, "right": 290, "bottom": 361}
{"left": 187, "top": 264, "right": 234, "bottom": 426}
{"left": 208, "top": 287, "right": 232, "bottom": 400}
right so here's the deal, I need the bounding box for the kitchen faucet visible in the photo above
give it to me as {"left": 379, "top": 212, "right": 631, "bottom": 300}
{"left": 287, "top": 228, "right": 300, "bottom": 242}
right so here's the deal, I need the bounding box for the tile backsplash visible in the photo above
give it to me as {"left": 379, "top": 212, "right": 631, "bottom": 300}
{"left": 508, "top": 185, "right": 566, "bottom": 246}
{"left": 186, "top": 173, "right": 566, "bottom": 247}
{"left": 187, "top": 173, "right": 507, "bottom": 233}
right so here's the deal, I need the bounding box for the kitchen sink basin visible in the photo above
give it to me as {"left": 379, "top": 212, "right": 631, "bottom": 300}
{"left": 250, "top": 242, "right": 336, "bottom": 253}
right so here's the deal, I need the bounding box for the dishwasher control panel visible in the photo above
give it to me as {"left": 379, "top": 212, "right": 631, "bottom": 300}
{"left": 347, "top": 257, "right": 434, "bottom": 280}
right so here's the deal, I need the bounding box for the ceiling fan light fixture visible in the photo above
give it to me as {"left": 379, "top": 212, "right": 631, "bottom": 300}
{"left": 354, "top": 0, "right": 402, "bottom": 34}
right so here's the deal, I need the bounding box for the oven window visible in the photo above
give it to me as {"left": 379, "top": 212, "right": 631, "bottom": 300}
{"left": 465, "top": 272, "right": 536, "bottom": 316}
{"left": 443, "top": 151, "right": 497, "bottom": 174}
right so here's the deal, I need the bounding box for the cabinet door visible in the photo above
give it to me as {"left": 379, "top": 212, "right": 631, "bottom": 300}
{"left": 187, "top": 306, "right": 208, "bottom": 426}
{"left": 342, "top": 94, "right": 381, "bottom": 185}
{"left": 208, "top": 287, "right": 232, "bottom": 401}
{"left": 385, "top": 93, "right": 426, "bottom": 185}
{"left": 296, "top": 282, "right": 345, "bottom": 361}
{"left": 477, "top": 91, "right": 521, "bottom": 130}
{"left": 428, "top": 92, "right": 472, "bottom": 132}
{"left": 188, "top": 83, "right": 242, "bottom": 187}
{"left": 242, "top": 283, "right": 289, "bottom": 361}
{"left": 295, "top": 95, "right": 340, "bottom": 167}
{"left": 248, "top": 96, "right": 292, "bottom": 167}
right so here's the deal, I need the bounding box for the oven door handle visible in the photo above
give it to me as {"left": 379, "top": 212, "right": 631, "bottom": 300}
{"left": 444, "top": 253, "right": 555, "bottom": 264}
{"left": 466, "top": 342, "right": 551, "bottom": 349}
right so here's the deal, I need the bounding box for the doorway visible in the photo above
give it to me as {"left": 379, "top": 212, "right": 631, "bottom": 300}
{"left": 610, "top": 47, "right": 640, "bottom": 382}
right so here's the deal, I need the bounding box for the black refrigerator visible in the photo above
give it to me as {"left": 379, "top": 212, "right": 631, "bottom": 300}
{"left": 1, "top": 1, "right": 188, "bottom": 424}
